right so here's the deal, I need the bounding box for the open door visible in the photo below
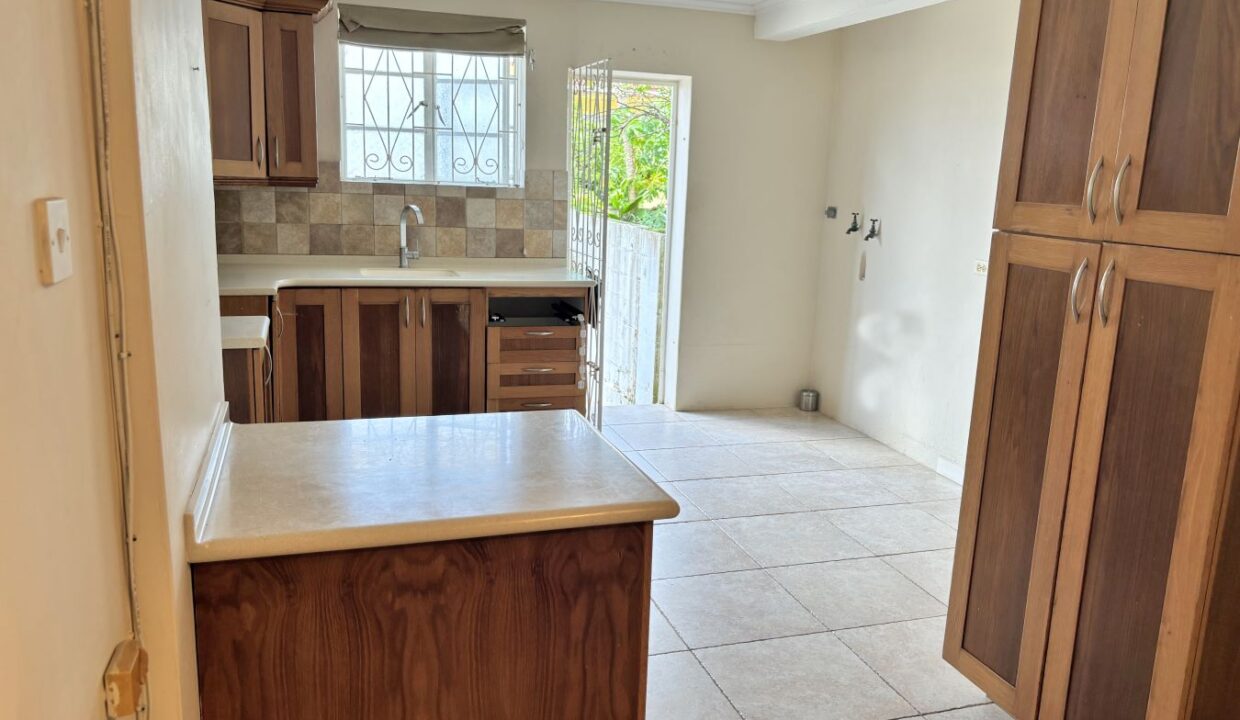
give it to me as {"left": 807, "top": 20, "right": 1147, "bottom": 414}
{"left": 567, "top": 59, "right": 612, "bottom": 428}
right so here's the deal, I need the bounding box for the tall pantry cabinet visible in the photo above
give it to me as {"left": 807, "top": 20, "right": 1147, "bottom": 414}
{"left": 945, "top": 0, "right": 1240, "bottom": 718}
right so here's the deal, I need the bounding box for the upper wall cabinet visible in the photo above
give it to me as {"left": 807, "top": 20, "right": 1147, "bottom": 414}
{"left": 995, "top": 0, "right": 1138, "bottom": 240}
{"left": 1110, "top": 0, "right": 1240, "bottom": 253}
{"left": 203, "top": 0, "right": 323, "bottom": 186}
{"left": 204, "top": 1, "right": 266, "bottom": 180}
{"left": 996, "top": 0, "right": 1240, "bottom": 253}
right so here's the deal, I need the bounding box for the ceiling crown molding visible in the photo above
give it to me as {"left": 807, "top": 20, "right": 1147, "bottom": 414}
{"left": 593, "top": 0, "right": 759, "bottom": 16}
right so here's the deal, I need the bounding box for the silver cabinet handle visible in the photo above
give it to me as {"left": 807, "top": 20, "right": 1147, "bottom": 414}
{"left": 421, "top": 296, "right": 427, "bottom": 327}
{"left": 262, "top": 344, "right": 273, "bottom": 387}
{"left": 1085, "top": 157, "right": 1104, "bottom": 224}
{"left": 525, "top": 330, "right": 555, "bottom": 337}
{"left": 1069, "top": 258, "right": 1089, "bottom": 323}
{"left": 1098, "top": 259, "right": 1116, "bottom": 327}
{"left": 256, "top": 137, "right": 264, "bottom": 168}
{"left": 522, "top": 367, "right": 556, "bottom": 373}
{"left": 274, "top": 304, "right": 285, "bottom": 338}
{"left": 403, "top": 295, "right": 410, "bottom": 328}
{"left": 273, "top": 136, "right": 280, "bottom": 168}
{"left": 1113, "top": 154, "right": 1132, "bottom": 225}
{"left": 522, "top": 402, "right": 554, "bottom": 409}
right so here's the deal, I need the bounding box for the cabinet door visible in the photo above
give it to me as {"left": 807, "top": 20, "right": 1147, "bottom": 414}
{"left": 274, "top": 289, "right": 343, "bottom": 422}
{"left": 416, "top": 289, "right": 486, "bottom": 416}
{"left": 1040, "top": 245, "right": 1240, "bottom": 719}
{"left": 221, "top": 347, "right": 267, "bottom": 424}
{"left": 994, "top": 0, "right": 1138, "bottom": 240}
{"left": 262, "top": 12, "right": 317, "bottom": 181}
{"left": 1109, "top": 0, "right": 1240, "bottom": 253}
{"left": 944, "top": 234, "right": 1099, "bottom": 718}
{"left": 204, "top": 0, "right": 266, "bottom": 179}
{"left": 342, "top": 289, "right": 416, "bottom": 419}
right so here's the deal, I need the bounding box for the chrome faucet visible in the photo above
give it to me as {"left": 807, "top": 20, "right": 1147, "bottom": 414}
{"left": 399, "top": 204, "right": 425, "bottom": 268}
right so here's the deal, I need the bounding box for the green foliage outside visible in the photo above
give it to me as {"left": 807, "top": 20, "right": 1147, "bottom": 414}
{"left": 608, "top": 83, "right": 673, "bottom": 232}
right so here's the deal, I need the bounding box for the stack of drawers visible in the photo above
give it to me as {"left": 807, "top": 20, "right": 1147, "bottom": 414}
{"left": 485, "top": 325, "right": 586, "bottom": 413}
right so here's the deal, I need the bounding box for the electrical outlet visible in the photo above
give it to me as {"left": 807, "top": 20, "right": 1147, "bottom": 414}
{"left": 974, "top": 260, "right": 989, "bottom": 276}
{"left": 104, "top": 639, "right": 147, "bottom": 719}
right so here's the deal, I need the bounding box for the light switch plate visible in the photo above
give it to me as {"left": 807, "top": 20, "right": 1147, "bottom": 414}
{"left": 36, "top": 197, "right": 73, "bottom": 285}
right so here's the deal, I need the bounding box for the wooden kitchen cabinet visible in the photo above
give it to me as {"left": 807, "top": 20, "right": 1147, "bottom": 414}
{"left": 949, "top": 242, "right": 1240, "bottom": 719}
{"left": 1039, "top": 246, "right": 1240, "bottom": 719}
{"left": 1108, "top": 0, "right": 1240, "bottom": 253}
{"left": 221, "top": 346, "right": 269, "bottom": 423}
{"left": 204, "top": 0, "right": 267, "bottom": 180}
{"left": 261, "top": 11, "right": 316, "bottom": 181}
{"left": 203, "top": 0, "right": 322, "bottom": 185}
{"left": 341, "top": 289, "right": 417, "bottom": 419}
{"left": 956, "top": 0, "right": 1240, "bottom": 715}
{"left": 996, "top": 0, "right": 1240, "bottom": 254}
{"left": 486, "top": 326, "right": 586, "bottom": 414}
{"left": 416, "top": 289, "right": 487, "bottom": 416}
{"left": 944, "top": 233, "right": 1098, "bottom": 717}
{"left": 192, "top": 523, "right": 653, "bottom": 720}
{"left": 274, "top": 289, "right": 343, "bottom": 422}
{"left": 993, "top": 0, "right": 1138, "bottom": 240}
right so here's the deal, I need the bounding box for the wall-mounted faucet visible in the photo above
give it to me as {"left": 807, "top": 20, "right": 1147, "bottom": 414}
{"left": 399, "top": 204, "right": 425, "bottom": 268}
{"left": 864, "top": 218, "right": 881, "bottom": 242}
{"left": 845, "top": 212, "right": 862, "bottom": 235}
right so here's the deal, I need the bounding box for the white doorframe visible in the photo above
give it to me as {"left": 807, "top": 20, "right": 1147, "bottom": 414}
{"left": 610, "top": 71, "right": 691, "bottom": 408}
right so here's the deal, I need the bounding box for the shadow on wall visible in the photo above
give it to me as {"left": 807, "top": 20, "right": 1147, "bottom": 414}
{"left": 853, "top": 309, "right": 927, "bottom": 414}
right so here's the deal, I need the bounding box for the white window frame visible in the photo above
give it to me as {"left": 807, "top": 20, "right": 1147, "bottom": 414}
{"left": 339, "top": 44, "right": 526, "bottom": 187}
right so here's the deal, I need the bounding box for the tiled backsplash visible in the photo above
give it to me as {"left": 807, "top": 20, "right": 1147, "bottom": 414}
{"left": 215, "top": 162, "right": 569, "bottom": 258}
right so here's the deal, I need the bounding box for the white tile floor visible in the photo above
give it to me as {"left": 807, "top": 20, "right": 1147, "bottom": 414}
{"left": 602, "top": 405, "right": 1013, "bottom": 720}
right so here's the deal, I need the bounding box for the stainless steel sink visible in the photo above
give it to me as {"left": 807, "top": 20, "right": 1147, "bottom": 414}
{"left": 360, "top": 268, "right": 459, "bottom": 279}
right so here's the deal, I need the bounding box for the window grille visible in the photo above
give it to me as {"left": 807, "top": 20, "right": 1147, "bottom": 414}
{"left": 340, "top": 44, "right": 524, "bottom": 186}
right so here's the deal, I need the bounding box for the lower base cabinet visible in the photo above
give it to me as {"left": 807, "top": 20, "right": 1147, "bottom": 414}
{"left": 946, "top": 233, "right": 1240, "bottom": 718}
{"left": 486, "top": 325, "right": 586, "bottom": 413}
{"left": 221, "top": 346, "right": 269, "bottom": 424}
{"left": 266, "top": 287, "right": 585, "bottom": 421}
{"left": 192, "top": 523, "right": 653, "bottom": 720}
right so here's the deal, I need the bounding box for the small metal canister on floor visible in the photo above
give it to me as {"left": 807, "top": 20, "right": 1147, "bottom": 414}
{"left": 799, "top": 389, "right": 820, "bottom": 413}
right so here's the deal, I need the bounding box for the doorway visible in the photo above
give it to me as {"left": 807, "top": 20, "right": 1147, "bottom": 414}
{"left": 602, "top": 72, "right": 690, "bottom": 410}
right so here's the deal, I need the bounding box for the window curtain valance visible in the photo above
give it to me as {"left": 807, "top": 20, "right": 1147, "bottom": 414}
{"left": 338, "top": 5, "right": 526, "bottom": 55}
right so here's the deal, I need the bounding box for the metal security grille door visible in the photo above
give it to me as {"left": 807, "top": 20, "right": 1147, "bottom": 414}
{"left": 568, "top": 59, "right": 612, "bottom": 428}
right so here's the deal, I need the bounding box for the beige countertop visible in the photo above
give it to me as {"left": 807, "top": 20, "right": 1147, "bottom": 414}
{"left": 219, "top": 316, "right": 270, "bottom": 350}
{"left": 185, "top": 410, "right": 677, "bottom": 563}
{"left": 218, "top": 255, "right": 594, "bottom": 296}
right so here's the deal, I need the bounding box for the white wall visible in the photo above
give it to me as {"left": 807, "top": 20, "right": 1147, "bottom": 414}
{"left": 0, "top": 4, "right": 131, "bottom": 717}
{"left": 106, "top": 0, "right": 225, "bottom": 715}
{"left": 314, "top": 0, "right": 837, "bottom": 409}
{"left": 1, "top": 2, "right": 220, "bottom": 718}
{"left": 810, "top": 0, "right": 1020, "bottom": 472}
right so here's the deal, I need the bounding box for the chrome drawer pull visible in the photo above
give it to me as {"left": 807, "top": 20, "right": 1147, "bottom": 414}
{"left": 522, "top": 367, "right": 556, "bottom": 373}
{"left": 522, "top": 402, "right": 554, "bottom": 409}
{"left": 525, "top": 330, "right": 555, "bottom": 336}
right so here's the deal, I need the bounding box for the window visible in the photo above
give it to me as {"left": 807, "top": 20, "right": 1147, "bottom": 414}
{"left": 340, "top": 44, "right": 524, "bottom": 186}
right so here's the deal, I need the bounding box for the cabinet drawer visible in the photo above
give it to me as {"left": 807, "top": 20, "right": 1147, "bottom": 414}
{"left": 492, "top": 396, "right": 586, "bottom": 413}
{"left": 487, "top": 326, "right": 582, "bottom": 364}
{"left": 487, "top": 361, "right": 582, "bottom": 399}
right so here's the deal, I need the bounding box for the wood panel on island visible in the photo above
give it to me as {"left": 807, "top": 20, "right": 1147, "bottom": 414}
{"left": 202, "top": 0, "right": 322, "bottom": 187}
{"left": 223, "top": 286, "right": 587, "bottom": 423}
{"left": 947, "top": 0, "right": 1240, "bottom": 717}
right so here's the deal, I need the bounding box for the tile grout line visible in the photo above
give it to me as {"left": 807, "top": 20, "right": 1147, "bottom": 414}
{"left": 651, "top": 536, "right": 957, "bottom": 582}
{"left": 658, "top": 494, "right": 962, "bottom": 524}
